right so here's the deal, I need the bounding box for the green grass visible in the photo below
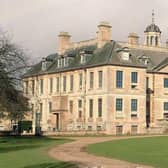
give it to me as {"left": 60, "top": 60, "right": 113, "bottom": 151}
{"left": 87, "top": 136, "right": 168, "bottom": 168}
{"left": 0, "top": 136, "right": 77, "bottom": 168}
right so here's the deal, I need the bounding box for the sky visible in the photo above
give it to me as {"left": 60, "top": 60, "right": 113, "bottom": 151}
{"left": 1, "top": 0, "right": 168, "bottom": 60}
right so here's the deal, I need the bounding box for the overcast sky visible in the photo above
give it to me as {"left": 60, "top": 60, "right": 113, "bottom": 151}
{"left": 1, "top": 0, "right": 168, "bottom": 60}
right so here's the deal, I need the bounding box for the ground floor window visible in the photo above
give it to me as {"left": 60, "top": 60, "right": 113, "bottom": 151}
{"left": 97, "top": 125, "right": 102, "bottom": 131}
{"left": 116, "top": 125, "right": 123, "bottom": 135}
{"left": 88, "top": 126, "right": 92, "bottom": 131}
{"left": 163, "top": 112, "right": 168, "bottom": 119}
{"left": 131, "top": 125, "right": 138, "bottom": 135}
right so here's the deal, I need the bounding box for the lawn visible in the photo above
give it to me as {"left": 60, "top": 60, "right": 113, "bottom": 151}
{"left": 87, "top": 136, "right": 168, "bottom": 168}
{"left": 0, "top": 136, "right": 77, "bottom": 168}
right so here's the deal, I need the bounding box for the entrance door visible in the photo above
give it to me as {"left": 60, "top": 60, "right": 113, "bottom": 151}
{"left": 116, "top": 125, "right": 123, "bottom": 135}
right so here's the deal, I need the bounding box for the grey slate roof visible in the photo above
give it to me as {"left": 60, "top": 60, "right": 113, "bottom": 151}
{"left": 23, "top": 40, "right": 168, "bottom": 78}
{"left": 129, "top": 48, "right": 168, "bottom": 71}
{"left": 144, "top": 23, "right": 161, "bottom": 33}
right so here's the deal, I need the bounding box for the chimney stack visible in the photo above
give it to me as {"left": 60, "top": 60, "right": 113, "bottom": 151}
{"left": 128, "top": 33, "right": 139, "bottom": 45}
{"left": 97, "top": 21, "right": 112, "bottom": 48}
{"left": 58, "top": 32, "right": 71, "bottom": 55}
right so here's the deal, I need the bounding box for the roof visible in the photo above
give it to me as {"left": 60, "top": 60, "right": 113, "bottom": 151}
{"left": 144, "top": 23, "right": 161, "bottom": 33}
{"left": 128, "top": 48, "right": 168, "bottom": 71}
{"left": 23, "top": 41, "right": 146, "bottom": 78}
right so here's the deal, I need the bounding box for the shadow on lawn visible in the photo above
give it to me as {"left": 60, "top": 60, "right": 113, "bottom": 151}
{"left": 24, "top": 162, "right": 79, "bottom": 168}
{"left": 0, "top": 144, "right": 41, "bottom": 153}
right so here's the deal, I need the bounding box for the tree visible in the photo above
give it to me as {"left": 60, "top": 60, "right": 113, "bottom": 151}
{"left": 0, "top": 28, "right": 30, "bottom": 124}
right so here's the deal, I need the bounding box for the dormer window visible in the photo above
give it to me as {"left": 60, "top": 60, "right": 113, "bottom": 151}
{"left": 80, "top": 50, "right": 93, "bottom": 64}
{"left": 138, "top": 55, "right": 149, "bottom": 65}
{"left": 57, "top": 58, "right": 62, "bottom": 68}
{"left": 121, "top": 51, "right": 130, "bottom": 61}
{"left": 117, "top": 47, "right": 130, "bottom": 61}
{"left": 41, "top": 58, "right": 47, "bottom": 71}
{"left": 121, "top": 48, "right": 130, "bottom": 61}
{"left": 64, "top": 57, "right": 69, "bottom": 67}
{"left": 57, "top": 56, "right": 74, "bottom": 68}
{"left": 81, "top": 54, "right": 86, "bottom": 64}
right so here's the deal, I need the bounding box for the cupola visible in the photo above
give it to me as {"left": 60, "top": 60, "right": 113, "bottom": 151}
{"left": 144, "top": 10, "right": 161, "bottom": 47}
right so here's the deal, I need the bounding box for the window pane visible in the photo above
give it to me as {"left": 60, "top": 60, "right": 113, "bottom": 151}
{"left": 63, "top": 76, "right": 66, "bottom": 92}
{"left": 40, "top": 103, "right": 43, "bottom": 120}
{"left": 79, "top": 73, "right": 82, "bottom": 89}
{"left": 69, "top": 101, "right": 73, "bottom": 113}
{"left": 50, "top": 78, "right": 53, "bottom": 93}
{"left": 90, "top": 72, "right": 94, "bottom": 89}
{"left": 25, "top": 81, "right": 29, "bottom": 94}
{"left": 98, "top": 71, "right": 103, "bottom": 88}
{"left": 49, "top": 102, "right": 52, "bottom": 113}
{"left": 56, "top": 77, "right": 59, "bottom": 92}
{"left": 164, "top": 102, "right": 168, "bottom": 111}
{"left": 131, "top": 72, "right": 138, "bottom": 83}
{"left": 116, "top": 98, "right": 123, "bottom": 111}
{"left": 32, "top": 80, "right": 35, "bottom": 95}
{"left": 40, "top": 79, "right": 43, "bottom": 94}
{"left": 78, "top": 100, "right": 82, "bottom": 108}
{"left": 98, "top": 98, "right": 102, "bottom": 117}
{"left": 89, "top": 99, "right": 93, "bottom": 118}
{"left": 116, "top": 71, "right": 123, "bottom": 88}
{"left": 78, "top": 100, "right": 82, "bottom": 118}
{"left": 70, "top": 75, "right": 74, "bottom": 91}
{"left": 164, "top": 78, "right": 168, "bottom": 88}
{"left": 131, "top": 99, "right": 137, "bottom": 111}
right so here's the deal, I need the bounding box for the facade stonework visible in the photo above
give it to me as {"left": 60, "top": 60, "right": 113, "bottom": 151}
{"left": 23, "top": 15, "right": 168, "bottom": 135}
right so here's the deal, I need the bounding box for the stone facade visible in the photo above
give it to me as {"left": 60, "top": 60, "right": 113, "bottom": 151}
{"left": 23, "top": 14, "right": 168, "bottom": 135}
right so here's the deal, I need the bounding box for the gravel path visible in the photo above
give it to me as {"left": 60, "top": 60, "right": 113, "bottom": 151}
{"left": 48, "top": 136, "right": 154, "bottom": 168}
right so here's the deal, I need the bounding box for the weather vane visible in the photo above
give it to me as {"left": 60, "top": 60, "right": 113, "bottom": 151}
{"left": 152, "top": 9, "right": 155, "bottom": 24}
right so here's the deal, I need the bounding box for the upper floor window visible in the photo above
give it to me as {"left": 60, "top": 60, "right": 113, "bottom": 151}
{"left": 98, "top": 98, "right": 102, "bottom": 117}
{"left": 131, "top": 72, "right": 138, "bottom": 83}
{"left": 90, "top": 72, "right": 94, "bottom": 89}
{"left": 116, "top": 71, "right": 123, "bottom": 88}
{"left": 40, "top": 79, "right": 44, "bottom": 94}
{"left": 78, "top": 99, "right": 82, "bottom": 108}
{"left": 116, "top": 98, "right": 123, "bottom": 111}
{"left": 49, "top": 102, "right": 52, "bottom": 113}
{"left": 164, "top": 78, "right": 168, "bottom": 88}
{"left": 56, "top": 77, "right": 60, "bottom": 92}
{"left": 79, "top": 73, "right": 83, "bottom": 90}
{"left": 164, "top": 102, "right": 168, "bottom": 111}
{"left": 63, "top": 76, "right": 66, "bottom": 92}
{"left": 31, "top": 80, "right": 35, "bottom": 95}
{"left": 70, "top": 75, "right": 74, "bottom": 91}
{"left": 49, "top": 78, "right": 53, "bottom": 94}
{"left": 98, "top": 71, "right": 103, "bottom": 88}
{"left": 89, "top": 99, "right": 93, "bottom": 118}
{"left": 131, "top": 99, "right": 138, "bottom": 112}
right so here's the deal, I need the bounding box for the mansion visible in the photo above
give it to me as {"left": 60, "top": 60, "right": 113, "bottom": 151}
{"left": 23, "top": 14, "right": 168, "bottom": 135}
